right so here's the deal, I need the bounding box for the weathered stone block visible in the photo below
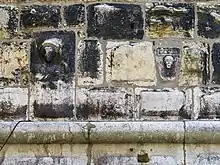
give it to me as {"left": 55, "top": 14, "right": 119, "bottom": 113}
{"left": 0, "top": 88, "right": 28, "bottom": 120}
{"left": 30, "top": 31, "right": 75, "bottom": 119}
{"left": 64, "top": 4, "right": 85, "bottom": 27}
{"left": 87, "top": 3, "right": 144, "bottom": 39}
{"left": 198, "top": 88, "right": 220, "bottom": 119}
{"left": 98, "top": 155, "right": 177, "bottom": 165}
{"left": 0, "top": 42, "right": 29, "bottom": 86}
{"left": 77, "top": 40, "right": 103, "bottom": 85}
{"left": 198, "top": 4, "right": 220, "bottom": 38}
{"left": 20, "top": 5, "right": 61, "bottom": 29}
{"left": 146, "top": 3, "right": 194, "bottom": 38}
{"left": 106, "top": 41, "right": 156, "bottom": 86}
{"left": 76, "top": 87, "right": 134, "bottom": 120}
{"left": 212, "top": 43, "right": 220, "bottom": 84}
{"left": 179, "top": 41, "right": 210, "bottom": 86}
{"left": 135, "top": 88, "right": 192, "bottom": 120}
{"left": 0, "top": 5, "right": 18, "bottom": 39}
{"left": 154, "top": 47, "right": 180, "bottom": 82}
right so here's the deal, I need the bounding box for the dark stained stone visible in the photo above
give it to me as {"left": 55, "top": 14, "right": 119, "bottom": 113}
{"left": 87, "top": 3, "right": 144, "bottom": 39}
{"left": 64, "top": 4, "right": 85, "bottom": 26}
{"left": 20, "top": 5, "right": 61, "bottom": 29}
{"left": 212, "top": 43, "right": 220, "bottom": 84}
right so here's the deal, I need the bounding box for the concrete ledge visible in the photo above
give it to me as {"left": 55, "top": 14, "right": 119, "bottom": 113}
{"left": 0, "top": 121, "right": 218, "bottom": 144}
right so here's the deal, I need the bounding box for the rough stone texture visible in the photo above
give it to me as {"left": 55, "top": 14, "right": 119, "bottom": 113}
{"left": 0, "top": 42, "right": 29, "bottom": 86}
{"left": 77, "top": 40, "right": 103, "bottom": 85}
{"left": 212, "top": 43, "right": 220, "bottom": 84}
{"left": 135, "top": 88, "right": 192, "bottom": 120}
{"left": 146, "top": 3, "right": 194, "bottom": 38}
{"left": 30, "top": 31, "right": 75, "bottom": 119}
{"left": 20, "top": 5, "right": 61, "bottom": 29}
{"left": 197, "top": 4, "right": 220, "bottom": 38}
{"left": 106, "top": 41, "right": 156, "bottom": 86}
{"left": 87, "top": 3, "right": 144, "bottom": 39}
{"left": 0, "top": 88, "right": 27, "bottom": 120}
{"left": 0, "top": 5, "right": 18, "bottom": 39}
{"left": 179, "top": 41, "right": 210, "bottom": 86}
{"left": 64, "top": 4, "right": 85, "bottom": 27}
{"left": 76, "top": 88, "right": 134, "bottom": 120}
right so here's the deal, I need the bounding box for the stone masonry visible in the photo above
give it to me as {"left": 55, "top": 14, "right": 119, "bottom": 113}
{"left": 0, "top": 0, "right": 219, "bottom": 165}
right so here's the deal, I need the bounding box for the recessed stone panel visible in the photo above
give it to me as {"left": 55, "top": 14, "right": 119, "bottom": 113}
{"left": 76, "top": 87, "right": 134, "bottom": 121}
{"left": 30, "top": 31, "right": 75, "bottom": 119}
{"left": 0, "top": 88, "right": 28, "bottom": 120}
{"left": 0, "top": 42, "right": 29, "bottom": 86}
{"left": 87, "top": 3, "right": 144, "bottom": 39}
{"left": 77, "top": 40, "right": 103, "bottom": 85}
{"left": 212, "top": 43, "right": 220, "bottom": 84}
{"left": 179, "top": 41, "right": 210, "bottom": 86}
{"left": 106, "top": 41, "right": 156, "bottom": 86}
{"left": 146, "top": 3, "right": 194, "bottom": 38}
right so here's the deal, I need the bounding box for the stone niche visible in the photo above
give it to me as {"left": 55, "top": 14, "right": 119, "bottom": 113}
{"left": 30, "top": 31, "right": 75, "bottom": 119}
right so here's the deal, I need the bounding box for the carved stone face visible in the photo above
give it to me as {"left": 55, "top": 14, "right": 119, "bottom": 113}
{"left": 163, "top": 55, "right": 174, "bottom": 69}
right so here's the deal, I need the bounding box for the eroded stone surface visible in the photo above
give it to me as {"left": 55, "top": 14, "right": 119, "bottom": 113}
{"left": 179, "top": 41, "right": 210, "bottom": 86}
{"left": 20, "top": 5, "right": 61, "bottom": 29}
{"left": 106, "top": 41, "right": 156, "bottom": 86}
{"left": 30, "top": 31, "right": 75, "bottom": 119}
{"left": 64, "top": 4, "right": 85, "bottom": 27}
{"left": 0, "top": 5, "right": 18, "bottom": 39}
{"left": 87, "top": 3, "right": 144, "bottom": 39}
{"left": 77, "top": 40, "right": 103, "bottom": 85}
{"left": 135, "top": 88, "right": 192, "bottom": 120}
{"left": 146, "top": 3, "right": 194, "bottom": 38}
{"left": 198, "top": 4, "right": 220, "bottom": 38}
{"left": 0, "top": 42, "right": 29, "bottom": 86}
{"left": 0, "top": 88, "right": 27, "bottom": 120}
{"left": 76, "top": 87, "right": 134, "bottom": 120}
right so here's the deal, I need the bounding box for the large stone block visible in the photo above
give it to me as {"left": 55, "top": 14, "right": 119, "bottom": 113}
{"left": 179, "top": 41, "right": 210, "bottom": 86}
{"left": 106, "top": 41, "right": 156, "bottom": 86}
{"left": 0, "top": 88, "right": 28, "bottom": 120}
{"left": 197, "top": 4, "right": 220, "bottom": 38}
{"left": 0, "top": 42, "right": 29, "bottom": 86}
{"left": 87, "top": 3, "right": 144, "bottom": 39}
{"left": 77, "top": 40, "right": 103, "bottom": 85}
{"left": 76, "top": 87, "right": 134, "bottom": 120}
{"left": 135, "top": 88, "right": 192, "bottom": 120}
{"left": 146, "top": 3, "right": 194, "bottom": 38}
{"left": 20, "top": 5, "right": 61, "bottom": 29}
{"left": 64, "top": 4, "right": 85, "bottom": 27}
{"left": 30, "top": 31, "right": 75, "bottom": 119}
{"left": 0, "top": 5, "right": 18, "bottom": 39}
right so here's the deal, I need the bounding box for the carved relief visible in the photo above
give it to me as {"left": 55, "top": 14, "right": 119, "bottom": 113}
{"left": 155, "top": 47, "right": 180, "bottom": 81}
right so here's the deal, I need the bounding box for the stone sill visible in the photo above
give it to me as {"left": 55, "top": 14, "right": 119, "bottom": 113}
{"left": 0, "top": 121, "right": 218, "bottom": 144}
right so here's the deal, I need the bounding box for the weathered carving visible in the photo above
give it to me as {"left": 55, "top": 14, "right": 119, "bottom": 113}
{"left": 155, "top": 47, "right": 180, "bottom": 81}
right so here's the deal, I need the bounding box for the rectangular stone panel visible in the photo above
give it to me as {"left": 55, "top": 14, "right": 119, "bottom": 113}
{"left": 0, "top": 42, "right": 29, "bottom": 86}
{"left": 0, "top": 88, "right": 28, "bottom": 120}
{"left": 106, "top": 41, "right": 156, "bottom": 86}
{"left": 76, "top": 87, "right": 134, "bottom": 121}
{"left": 212, "top": 43, "right": 220, "bottom": 84}
{"left": 197, "top": 4, "right": 220, "bottom": 38}
{"left": 30, "top": 31, "right": 75, "bottom": 119}
{"left": 146, "top": 3, "right": 194, "bottom": 38}
{"left": 20, "top": 5, "right": 61, "bottom": 29}
{"left": 64, "top": 4, "right": 85, "bottom": 27}
{"left": 87, "top": 3, "right": 144, "bottom": 39}
{"left": 135, "top": 88, "right": 192, "bottom": 120}
{"left": 179, "top": 41, "right": 210, "bottom": 86}
{"left": 77, "top": 40, "right": 103, "bottom": 85}
{"left": 0, "top": 5, "right": 18, "bottom": 39}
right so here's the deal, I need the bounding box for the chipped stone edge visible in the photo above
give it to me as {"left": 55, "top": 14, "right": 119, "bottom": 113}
{"left": 0, "top": 121, "right": 219, "bottom": 144}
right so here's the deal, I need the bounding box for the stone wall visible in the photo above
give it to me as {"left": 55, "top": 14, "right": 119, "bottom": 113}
{"left": 0, "top": 0, "right": 219, "bottom": 165}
